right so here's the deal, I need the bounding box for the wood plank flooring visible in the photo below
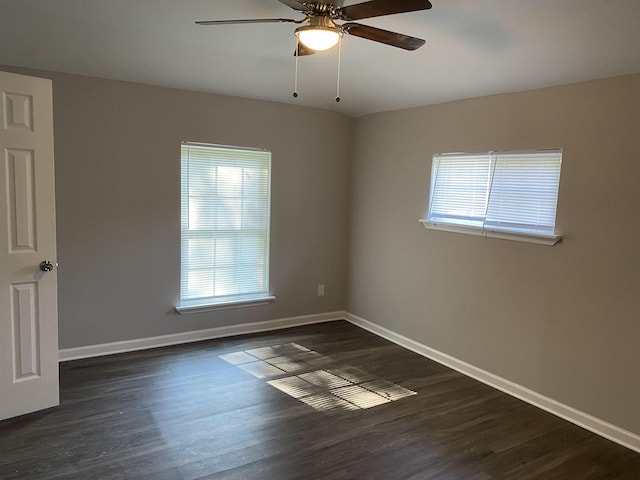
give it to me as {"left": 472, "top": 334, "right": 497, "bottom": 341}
{"left": 1, "top": 321, "right": 639, "bottom": 479}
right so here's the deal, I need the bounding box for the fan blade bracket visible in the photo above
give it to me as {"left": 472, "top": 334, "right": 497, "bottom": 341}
{"left": 196, "top": 18, "right": 302, "bottom": 26}
{"left": 294, "top": 43, "right": 316, "bottom": 56}
{"left": 342, "top": 22, "right": 425, "bottom": 50}
{"left": 337, "top": 0, "right": 432, "bottom": 21}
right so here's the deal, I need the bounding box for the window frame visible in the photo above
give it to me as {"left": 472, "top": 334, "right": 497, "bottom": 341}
{"left": 176, "top": 142, "right": 275, "bottom": 315}
{"left": 419, "top": 149, "right": 563, "bottom": 246}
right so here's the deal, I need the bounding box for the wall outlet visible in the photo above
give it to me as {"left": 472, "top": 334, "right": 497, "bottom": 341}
{"left": 317, "top": 284, "right": 325, "bottom": 297}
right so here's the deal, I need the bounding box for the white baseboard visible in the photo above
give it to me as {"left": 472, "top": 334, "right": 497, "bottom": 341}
{"left": 344, "top": 312, "right": 640, "bottom": 454}
{"left": 58, "top": 311, "right": 345, "bottom": 362}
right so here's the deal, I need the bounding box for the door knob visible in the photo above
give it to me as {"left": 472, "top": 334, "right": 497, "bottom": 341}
{"left": 39, "top": 261, "right": 54, "bottom": 272}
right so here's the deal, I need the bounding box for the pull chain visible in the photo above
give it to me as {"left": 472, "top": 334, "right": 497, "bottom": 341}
{"left": 293, "top": 34, "right": 344, "bottom": 102}
{"left": 293, "top": 37, "right": 300, "bottom": 98}
{"left": 335, "top": 34, "right": 343, "bottom": 103}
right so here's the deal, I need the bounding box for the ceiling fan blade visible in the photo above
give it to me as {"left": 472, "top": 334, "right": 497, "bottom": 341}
{"left": 277, "top": 0, "right": 310, "bottom": 12}
{"left": 337, "top": 0, "right": 432, "bottom": 21}
{"left": 343, "top": 23, "right": 425, "bottom": 50}
{"left": 294, "top": 43, "right": 316, "bottom": 56}
{"left": 196, "top": 18, "right": 300, "bottom": 26}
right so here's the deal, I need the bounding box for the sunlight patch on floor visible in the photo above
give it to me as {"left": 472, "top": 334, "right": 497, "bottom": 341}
{"left": 219, "top": 342, "right": 416, "bottom": 413}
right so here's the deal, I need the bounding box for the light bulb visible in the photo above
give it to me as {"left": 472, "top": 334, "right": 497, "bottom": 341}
{"left": 296, "top": 27, "right": 341, "bottom": 52}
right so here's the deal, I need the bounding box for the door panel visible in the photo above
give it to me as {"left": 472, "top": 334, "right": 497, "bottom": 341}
{"left": 6, "top": 149, "right": 38, "bottom": 252}
{"left": 0, "top": 71, "right": 58, "bottom": 421}
{"left": 11, "top": 282, "right": 40, "bottom": 379}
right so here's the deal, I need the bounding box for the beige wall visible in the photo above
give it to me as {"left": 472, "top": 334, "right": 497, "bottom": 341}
{"left": 348, "top": 74, "right": 640, "bottom": 435}
{"left": 3, "top": 67, "right": 353, "bottom": 349}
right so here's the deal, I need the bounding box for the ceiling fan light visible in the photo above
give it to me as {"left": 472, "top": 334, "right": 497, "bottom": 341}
{"left": 296, "top": 27, "right": 341, "bottom": 52}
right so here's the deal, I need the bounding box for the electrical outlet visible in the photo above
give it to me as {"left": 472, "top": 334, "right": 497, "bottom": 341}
{"left": 317, "top": 284, "right": 325, "bottom": 297}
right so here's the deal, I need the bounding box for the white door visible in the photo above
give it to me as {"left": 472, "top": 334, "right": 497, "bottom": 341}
{"left": 0, "top": 71, "right": 58, "bottom": 421}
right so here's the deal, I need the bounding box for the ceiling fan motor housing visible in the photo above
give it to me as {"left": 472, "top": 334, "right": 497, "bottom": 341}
{"left": 296, "top": 14, "right": 341, "bottom": 35}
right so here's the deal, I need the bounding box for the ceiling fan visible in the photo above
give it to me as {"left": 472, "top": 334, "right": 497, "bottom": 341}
{"left": 196, "top": 0, "right": 433, "bottom": 55}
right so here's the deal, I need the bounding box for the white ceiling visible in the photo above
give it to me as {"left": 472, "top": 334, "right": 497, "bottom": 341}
{"left": 1, "top": 0, "right": 640, "bottom": 117}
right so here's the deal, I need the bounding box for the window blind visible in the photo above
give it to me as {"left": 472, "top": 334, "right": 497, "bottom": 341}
{"left": 180, "top": 143, "right": 271, "bottom": 307}
{"left": 485, "top": 151, "right": 562, "bottom": 235}
{"left": 425, "top": 149, "right": 562, "bottom": 241}
{"left": 428, "top": 153, "right": 492, "bottom": 229}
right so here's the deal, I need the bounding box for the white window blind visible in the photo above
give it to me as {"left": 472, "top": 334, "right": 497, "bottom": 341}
{"left": 423, "top": 149, "right": 562, "bottom": 244}
{"left": 179, "top": 142, "right": 272, "bottom": 310}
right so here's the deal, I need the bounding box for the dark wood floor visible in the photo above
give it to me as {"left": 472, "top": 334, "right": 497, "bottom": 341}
{"left": 1, "top": 321, "right": 639, "bottom": 479}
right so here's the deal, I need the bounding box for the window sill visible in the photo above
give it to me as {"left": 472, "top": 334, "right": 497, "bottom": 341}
{"left": 419, "top": 219, "right": 562, "bottom": 246}
{"left": 175, "top": 295, "right": 276, "bottom": 315}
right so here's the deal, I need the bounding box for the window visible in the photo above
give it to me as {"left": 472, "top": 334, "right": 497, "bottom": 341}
{"left": 177, "top": 142, "right": 274, "bottom": 314}
{"left": 420, "top": 149, "right": 562, "bottom": 245}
